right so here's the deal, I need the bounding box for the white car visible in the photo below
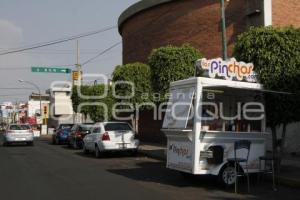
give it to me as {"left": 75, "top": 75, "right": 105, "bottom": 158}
{"left": 3, "top": 124, "right": 34, "bottom": 146}
{"left": 83, "top": 122, "right": 139, "bottom": 157}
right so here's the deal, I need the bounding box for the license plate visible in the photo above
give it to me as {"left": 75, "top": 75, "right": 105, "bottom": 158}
{"left": 118, "top": 143, "right": 127, "bottom": 148}
{"left": 15, "top": 138, "right": 26, "bottom": 141}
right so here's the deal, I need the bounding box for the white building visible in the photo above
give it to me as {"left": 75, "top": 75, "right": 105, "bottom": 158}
{"left": 47, "top": 85, "right": 74, "bottom": 128}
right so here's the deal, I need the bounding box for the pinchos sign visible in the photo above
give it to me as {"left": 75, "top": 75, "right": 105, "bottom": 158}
{"left": 196, "top": 58, "right": 258, "bottom": 82}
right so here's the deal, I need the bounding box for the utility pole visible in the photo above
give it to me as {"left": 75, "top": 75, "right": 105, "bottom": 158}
{"left": 220, "top": 0, "right": 228, "bottom": 60}
{"left": 75, "top": 40, "right": 82, "bottom": 86}
{"left": 73, "top": 40, "right": 82, "bottom": 124}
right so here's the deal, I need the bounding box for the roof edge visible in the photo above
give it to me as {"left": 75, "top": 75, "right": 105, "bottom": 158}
{"left": 118, "top": 0, "right": 179, "bottom": 34}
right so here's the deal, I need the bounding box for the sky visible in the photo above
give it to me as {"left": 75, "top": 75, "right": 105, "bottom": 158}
{"left": 0, "top": 0, "right": 139, "bottom": 103}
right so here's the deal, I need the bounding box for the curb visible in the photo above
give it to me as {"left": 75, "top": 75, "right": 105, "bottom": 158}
{"left": 138, "top": 149, "right": 166, "bottom": 161}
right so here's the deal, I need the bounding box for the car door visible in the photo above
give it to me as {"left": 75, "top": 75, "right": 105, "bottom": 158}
{"left": 85, "top": 125, "right": 98, "bottom": 150}
{"left": 84, "top": 127, "right": 93, "bottom": 150}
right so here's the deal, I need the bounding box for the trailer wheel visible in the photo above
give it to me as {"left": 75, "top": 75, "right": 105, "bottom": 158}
{"left": 219, "top": 164, "right": 236, "bottom": 186}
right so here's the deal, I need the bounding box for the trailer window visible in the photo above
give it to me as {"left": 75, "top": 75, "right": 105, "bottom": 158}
{"left": 201, "top": 87, "right": 265, "bottom": 133}
{"left": 163, "top": 87, "right": 195, "bottom": 129}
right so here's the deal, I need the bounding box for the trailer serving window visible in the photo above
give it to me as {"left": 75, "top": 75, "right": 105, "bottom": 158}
{"left": 162, "top": 86, "right": 195, "bottom": 130}
{"left": 201, "top": 87, "right": 265, "bottom": 133}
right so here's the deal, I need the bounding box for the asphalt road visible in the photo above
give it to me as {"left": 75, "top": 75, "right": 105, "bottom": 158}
{"left": 1, "top": 139, "right": 300, "bottom": 200}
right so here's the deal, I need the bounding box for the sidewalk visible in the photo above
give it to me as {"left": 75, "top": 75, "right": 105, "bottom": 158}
{"left": 138, "top": 142, "right": 167, "bottom": 161}
{"left": 138, "top": 143, "right": 300, "bottom": 188}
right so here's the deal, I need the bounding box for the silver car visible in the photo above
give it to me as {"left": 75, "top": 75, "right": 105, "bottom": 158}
{"left": 3, "top": 124, "right": 34, "bottom": 146}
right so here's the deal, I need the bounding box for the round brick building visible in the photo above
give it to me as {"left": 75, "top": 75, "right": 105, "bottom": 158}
{"left": 118, "top": 0, "right": 300, "bottom": 64}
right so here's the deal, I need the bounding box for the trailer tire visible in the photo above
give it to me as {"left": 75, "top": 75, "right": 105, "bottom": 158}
{"left": 219, "top": 164, "right": 236, "bottom": 187}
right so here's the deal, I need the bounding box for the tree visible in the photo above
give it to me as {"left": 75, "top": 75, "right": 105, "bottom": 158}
{"left": 112, "top": 62, "right": 153, "bottom": 133}
{"left": 234, "top": 26, "right": 300, "bottom": 163}
{"left": 71, "top": 84, "right": 115, "bottom": 122}
{"left": 71, "top": 85, "right": 92, "bottom": 117}
{"left": 148, "top": 44, "right": 203, "bottom": 102}
{"left": 87, "top": 84, "right": 115, "bottom": 122}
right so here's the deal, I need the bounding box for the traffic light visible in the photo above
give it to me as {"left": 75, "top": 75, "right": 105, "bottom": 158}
{"left": 43, "top": 106, "right": 48, "bottom": 115}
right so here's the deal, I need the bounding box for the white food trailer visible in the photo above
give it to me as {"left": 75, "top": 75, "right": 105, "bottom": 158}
{"left": 162, "top": 58, "right": 271, "bottom": 185}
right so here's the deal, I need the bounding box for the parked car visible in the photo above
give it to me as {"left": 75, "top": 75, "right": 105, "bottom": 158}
{"left": 68, "top": 123, "right": 94, "bottom": 149}
{"left": 3, "top": 124, "right": 34, "bottom": 146}
{"left": 83, "top": 122, "right": 139, "bottom": 157}
{"left": 52, "top": 124, "right": 73, "bottom": 145}
{"left": 0, "top": 124, "right": 5, "bottom": 132}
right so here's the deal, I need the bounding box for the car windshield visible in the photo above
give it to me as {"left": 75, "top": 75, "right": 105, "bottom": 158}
{"left": 104, "top": 123, "right": 132, "bottom": 131}
{"left": 59, "top": 124, "right": 73, "bottom": 129}
{"left": 9, "top": 125, "right": 31, "bottom": 130}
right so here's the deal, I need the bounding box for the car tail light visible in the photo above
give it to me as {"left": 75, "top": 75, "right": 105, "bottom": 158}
{"left": 6, "top": 130, "right": 13, "bottom": 134}
{"left": 101, "top": 132, "right": 110, "bottom": 141}
{"left": 75, "top": 131, "right": 82, "bottom": 138}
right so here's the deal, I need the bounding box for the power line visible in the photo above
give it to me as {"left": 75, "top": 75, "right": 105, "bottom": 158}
{"left": 81, "top": 41, "right": 121, "bottom": 66}
{"left": 0, "top": 87, "right": 36, "bottom": 90}
{"left": 0, "top": 94, "right": 30, "bottom": 97}
{"left": 11, "top": 51, "right": 109, "bottom": 55}
{"left": 0, "top": 26, "right": 117, "bottom": 56}
{"left": 0, "top": 67, "right": 31, "bottom": 71}
{"left": 0, "top": 48, "right": 114, "bottom": 52}
{"left": 0, "top": 63, "right": 76, "bottom": 70}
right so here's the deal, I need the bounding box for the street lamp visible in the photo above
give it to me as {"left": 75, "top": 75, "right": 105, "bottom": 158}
{"left": 18, "top": 79, "right": 42, "bottom": 131}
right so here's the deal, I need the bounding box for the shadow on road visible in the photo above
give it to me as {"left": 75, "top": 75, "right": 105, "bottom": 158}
{"left": 74, "top": 150, "right": 139, "bottom": 160}
{"left": 107, "top": 161, "right": 277, "bottom": 196}
{"left": 0, "top": 143, "right": 34, "bottom": 148}
{"left": 37, "top": 138, "right": 299, "bottom": 199}
{"left": 107, "top": 161, "right": 299, "bottom": 199}
{"left": 108, "top": 161, "right": 221, "bottom": 188}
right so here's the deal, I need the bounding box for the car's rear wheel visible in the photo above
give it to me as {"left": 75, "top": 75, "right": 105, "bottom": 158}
{"left": 131, "top": 149, "right": 138, "bottom": 156}
{"left": 95, "top": 145, "right": 102, "bottom": 158}
{"left": 56, "top": 138, "right": 60, "bottom": 145}
{"left": 3, "top": 142, "right": 7, "bottom": 146}
{"left": 83, "top": 143, "right": 89, "bottom": 154}
{"left": 73, "top": 140, "right": 78, "bottom": 149}
{"left": 52, "top": 137, "right": 56, "bottom": 145}
{"left": 27, "top": 142, "right": 34, "bottom": 146}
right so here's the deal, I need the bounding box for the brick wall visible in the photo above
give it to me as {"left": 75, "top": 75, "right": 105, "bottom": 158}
{"left": 119, "top": 0, "right": 300, "bottom": 144}
{"left": 120, "top": 0, "right": 248, "bottom": 64}
{"left": 272, "top": 0, "right": 300, "bottom": 27}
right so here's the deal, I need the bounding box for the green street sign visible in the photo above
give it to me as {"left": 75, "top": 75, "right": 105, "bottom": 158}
{"left": 31, "top": 67, "right": 71, "bottom": 74}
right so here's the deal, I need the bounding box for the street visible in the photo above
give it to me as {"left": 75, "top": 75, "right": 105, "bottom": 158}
{"left": 0, "top": 139, "right": 299, "bottom": 200}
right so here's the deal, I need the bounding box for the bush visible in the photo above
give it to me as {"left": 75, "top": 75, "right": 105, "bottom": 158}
{"left": 112, "top": 62, "right": 152, "bottom": 106}
{"left": 148, "top": 44, "right": 203, "bottom": 102}
{"left": 234, "top": 26, "right": 300, "bottom": 156}
{"left": 71, "top": 84, "right": 115, "bottom": 122}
